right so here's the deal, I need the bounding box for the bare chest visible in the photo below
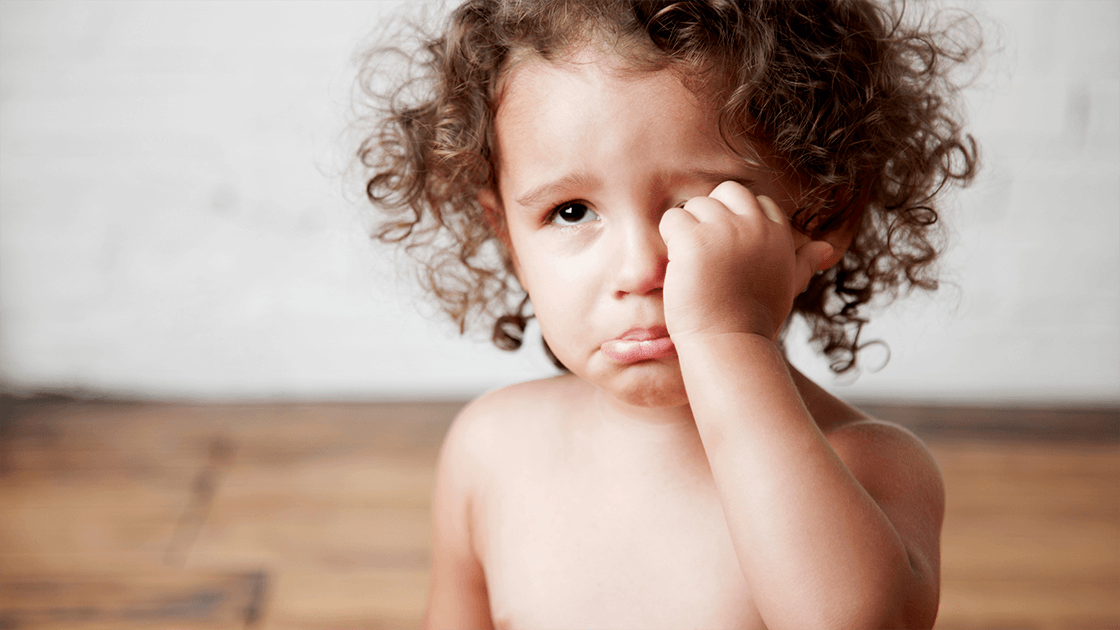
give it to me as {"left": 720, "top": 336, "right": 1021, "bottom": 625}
{"left": 479, "top": 443, "right": 762, "bottom": 629}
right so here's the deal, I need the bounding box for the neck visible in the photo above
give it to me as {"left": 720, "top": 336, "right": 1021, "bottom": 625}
{"left": 587, "top": 384, "right": 710, "bottom": 481}
{"left": 593, "top": 386, "right": 698, "bottom": 435}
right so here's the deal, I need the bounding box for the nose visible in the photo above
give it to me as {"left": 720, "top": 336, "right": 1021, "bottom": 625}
{"left": 612, "top": 215, "right": 668, "bottom": 299}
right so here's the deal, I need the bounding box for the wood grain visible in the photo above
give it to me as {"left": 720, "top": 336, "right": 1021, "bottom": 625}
{"left": 1, "top": 398, "right": 1117, "bottom": 629}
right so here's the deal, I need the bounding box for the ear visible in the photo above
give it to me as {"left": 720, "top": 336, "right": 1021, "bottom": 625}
{"left": 804, "top": 183, "right": 868, "bottom": 270}
{"left": 816, "top": 203, "right": 863, "bottom": 270}
{"left": 478, "top": 187, "right": 520, "bottom": 278}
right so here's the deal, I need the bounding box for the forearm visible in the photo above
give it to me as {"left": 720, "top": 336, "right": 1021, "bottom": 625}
{"left": 676, "top": 333, "right": 923, "bottom": 629}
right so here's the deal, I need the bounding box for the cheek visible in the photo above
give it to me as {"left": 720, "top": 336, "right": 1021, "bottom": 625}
{"left": 520, "top": 256, "right": 587, "bottom": 315}
{"left": 513, "top": 245, "right": 600, "bottom": 339}
{"left": 526, "top": 280, "right": 587, "bottom": 367}
{"left": 509, "top": 229, "right": 599, "bottom": 298}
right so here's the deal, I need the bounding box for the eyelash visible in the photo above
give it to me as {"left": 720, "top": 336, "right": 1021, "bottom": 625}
{"left": 541, "top": 180, "right": 759, "bottom": 226}
{"left": 546, "top": 201, "right": 600, "bottom": 227}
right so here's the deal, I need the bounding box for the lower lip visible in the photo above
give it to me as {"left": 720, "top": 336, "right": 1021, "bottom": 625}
{"left": 600, "top": 336, "right": 677, "bottom": 363}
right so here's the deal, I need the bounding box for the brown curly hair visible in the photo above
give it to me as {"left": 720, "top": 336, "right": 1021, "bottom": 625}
{"left": 355, "top": 0, "right": 979, "bottom": 374}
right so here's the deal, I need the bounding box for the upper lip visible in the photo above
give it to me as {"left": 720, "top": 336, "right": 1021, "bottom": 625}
{"left": 616, "top": 326, "right": 670, "bottom": 341}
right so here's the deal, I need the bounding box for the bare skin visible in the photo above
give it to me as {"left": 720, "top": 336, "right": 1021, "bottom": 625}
{"left": 423, "top": 47, "right": 945, "bottom": 630}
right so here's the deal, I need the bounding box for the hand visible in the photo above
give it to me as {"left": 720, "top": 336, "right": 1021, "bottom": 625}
{"left": 658, "top": 181, "right": 833, "bottom": 342}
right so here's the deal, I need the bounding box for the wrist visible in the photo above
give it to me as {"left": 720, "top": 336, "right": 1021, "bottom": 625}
{"left": 666, "top": 305, "right": 786, "bottom": 346}
{"left": 671, "top": 329, "right": 781, "bottom": 356}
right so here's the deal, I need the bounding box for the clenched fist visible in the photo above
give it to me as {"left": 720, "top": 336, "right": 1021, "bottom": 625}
{"left": 658, "top": 181, "right": 833, "bottom": 342}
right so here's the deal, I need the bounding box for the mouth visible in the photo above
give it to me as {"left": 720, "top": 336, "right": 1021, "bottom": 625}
{"left": 600, "top": 326, "right": 676, "bottom": 363}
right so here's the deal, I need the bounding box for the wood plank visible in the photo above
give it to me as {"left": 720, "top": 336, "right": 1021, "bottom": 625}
{"left": 859, "top": 401, "right": 1119, "bottom": 442}
{"left": 260, "top": 569, "right": 429, "bottom": 630}
{"left": 0, "top": 570, "right": 267, "bottom": 630}
{"left": 932, "top": 441, "right": 1120, "bottom": 630}
{"left": 2, "top": 398, "right": 1117, "bottom": 628}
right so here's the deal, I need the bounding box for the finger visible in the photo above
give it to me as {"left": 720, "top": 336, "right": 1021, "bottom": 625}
{"left": 793, "top": 240, "right": 834, "bottom": 291}
{"left": 755, "top": 195, "right": 788, "bottom": 225}
{"left": 707, "top": 180, "right": 757, "bottom": 217}
{"left": 659, "top": 206, "right": 699, "bottom": 244}
{"left": 708, "top": 182, "right": 788, "bottom": 227}
{"left": 677, "top": 195, "right": 730, "bottom": 223}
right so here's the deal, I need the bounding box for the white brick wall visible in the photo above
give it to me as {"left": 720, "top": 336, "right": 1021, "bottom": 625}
{"left": 1, "top": 0, "right": 1117, "bottom": 403}
{"left": 791, "top": 0, "right": 1120, "bottom": 403}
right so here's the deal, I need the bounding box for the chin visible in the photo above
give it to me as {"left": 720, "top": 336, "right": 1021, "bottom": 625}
{"left": 598, "top": 362, "right": 690, "bottom": 409}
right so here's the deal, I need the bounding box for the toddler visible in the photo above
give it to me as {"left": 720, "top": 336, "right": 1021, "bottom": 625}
{"left": 356, "top": 1, "right": 978, "bottom": 628}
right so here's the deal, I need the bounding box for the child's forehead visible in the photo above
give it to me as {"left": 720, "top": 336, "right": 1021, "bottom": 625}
{"left": 494, "top": 57, "right": 715, "bottom": 159}
{"left": 488, "top": 46, "right": 809, "bottom": 218}
{"left": 491, "top": 47, "right": 767, "bottom": 167}
{"left": 489, "top": 53, "right": 802, "bottom": 193}
{"left": 494, "top": 33, "right": 690, "bottom": 100}
{"left": 495, "top": 45, "right": 705, "bottom": 119}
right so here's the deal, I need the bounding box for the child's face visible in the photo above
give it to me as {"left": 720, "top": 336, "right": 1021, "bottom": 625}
{"left": 487, "top": 49, "right": 809, "bottom": 409}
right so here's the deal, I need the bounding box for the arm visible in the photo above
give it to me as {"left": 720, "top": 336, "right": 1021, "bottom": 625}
{"left": 423, "top": 407, "right": 494, "bottom": 630}
{"left": 660, "top": 182, "right": 943, "bottom": 629}
{"left": 675, "top": 335, "right": 942, "bottom": 629}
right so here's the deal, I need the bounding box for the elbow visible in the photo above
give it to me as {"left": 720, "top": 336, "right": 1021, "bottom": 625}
{"left": 867, "top": 599, "right": 940, "bottom": 630}
{"left": 864, "top": 540, "right": 941, "bottom": 629}
{"left": 804, "top": 561, "right": 940, "bottom": 630}
{"left": 858, "top": 572, "right": 941, "bottom": 630}
{"left": 887, "top": 582, "right": 940, "bottom": 630}
{"left": 768, "top": 591, "right": 938, "bottom": 630}
{"left": 806, "top": 595, "right": 937, "bottom": 630}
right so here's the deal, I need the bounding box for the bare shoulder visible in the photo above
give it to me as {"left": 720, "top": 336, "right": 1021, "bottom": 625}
{"left": 825, "top": 414, "right": 946, "bottom": 580}
{"left": 824, "top": 416, "right": 944, "bottom": 510}
{"left": 824, "top": 414, "right": 946, "bottom": 621}
{"left": 425, "top": 374, "right": 587, "bottom": 629}
{"left": 430, "top": 373, "right": 591, "bottom": 564}
{"left": 791, "top": 365, "right": 944, "bottom": 576}
{"left": 456, "top": 373, "right": 591, "bottom": 428}
{"left": 446, "top": 373, "right": 589, "bottom": 461}
{"left": 789, "top": 364, "right": 943, "bottom": 503}
{"left": 436, "top": 373, "right": 593, "bottom": 504}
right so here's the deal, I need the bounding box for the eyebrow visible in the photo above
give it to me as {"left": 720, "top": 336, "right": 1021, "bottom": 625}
{"left": 659, "top": 168, "right": 757, "bottom": 190}
{"left": 512, "top": 167, "right": 758, "bottom": 208}
{"left": 514, "top": 172, "right": 602, "bottom": 208}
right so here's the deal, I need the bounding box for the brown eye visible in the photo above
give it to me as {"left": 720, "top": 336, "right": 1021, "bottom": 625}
{"left": 551, "top": 202, "right": 599, "bottom": 226}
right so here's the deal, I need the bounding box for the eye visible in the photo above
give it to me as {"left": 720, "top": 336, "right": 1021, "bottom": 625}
{"left": 549, "top": 202, "right": 600, "bottom": 226}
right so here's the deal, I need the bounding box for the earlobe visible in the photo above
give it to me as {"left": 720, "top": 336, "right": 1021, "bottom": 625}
{"left": 478, "top": 187, "right": 521, "bottom": 279}
{"left": 478, "top": 188, "right": 504, "bottom": 238}
{"left": 817, "top": 203, "right": 864, "bottom": 271}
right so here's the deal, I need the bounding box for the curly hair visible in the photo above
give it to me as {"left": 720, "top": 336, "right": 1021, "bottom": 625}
{"left": 355, "top": 0, "right": 980, "bottom": 374}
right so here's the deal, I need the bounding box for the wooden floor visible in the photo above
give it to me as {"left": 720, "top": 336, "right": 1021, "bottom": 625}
{"left": 1, "top": 398, "right": 1117, "bottom": 629}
